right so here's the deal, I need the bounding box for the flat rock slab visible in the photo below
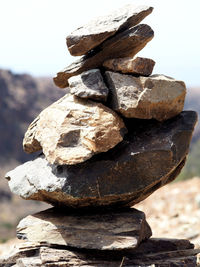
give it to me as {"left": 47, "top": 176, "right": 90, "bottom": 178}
{"left": 105, "top": 72, "right": 186, "bottom": 121}
{"left": 6, "top": 111, "right": 197, "bottom": 209}
{"left": 23, "top": 94, "right": 126, "bottom": 165}
{"left": 1, "top": 238, "right": 199, "bottom": 266}
{"left": 54, "top": 24, "right": 154, "bottom": 88}
{"left": 68, "top": 69, "right": 108, "bottom": 101}
{"left": 67, "top": 5, "right": 153, "bottom": 56}
{"left": 103, "top": 56, "right": 155, "bottom": 76}
{"left": 16, "top": 207, "right": 152, "bottom": 250}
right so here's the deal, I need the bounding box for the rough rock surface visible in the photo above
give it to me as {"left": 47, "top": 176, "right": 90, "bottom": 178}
{"left": 6, "top": 111, "right": 197, "bottom": 208}
{"left": 16, "top": 208, "right": 152, "bottom": 250}
{"left": 54, "top": 24, "right": 154, "bottom": 88}
{"left": 69, "top": 69, "right": 108, "bottom": 101}
{"left": 103, "top": 56, "right": 155, "bottom": 76}
{"left": 0, "top": 238, "right": 199, "bottom": 266}
{"left": 66, "top": 5, "right": 153, "bottom": 56}
{"left": 105, "top": 72, "right": 186, "bottom": 121}
{"left": 23, "top": 94, "right": 126, "bottom": 165}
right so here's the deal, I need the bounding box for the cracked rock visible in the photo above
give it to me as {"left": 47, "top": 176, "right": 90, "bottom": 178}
{"left": 23, "top": 94, "right": 126, "bottom": 165}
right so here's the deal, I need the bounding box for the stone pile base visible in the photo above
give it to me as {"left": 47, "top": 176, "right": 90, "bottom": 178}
{"left": 1, "top": 238, "right": 199, "bottom": 266}
{"left": 0, "top": 208, "right": 199, "bottom": 266}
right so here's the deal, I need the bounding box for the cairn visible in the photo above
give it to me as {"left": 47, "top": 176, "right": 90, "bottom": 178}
{"left": 1, "top": 5, "right": 199, "bottom": 266}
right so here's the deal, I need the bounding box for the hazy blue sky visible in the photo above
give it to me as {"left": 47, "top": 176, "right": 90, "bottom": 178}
{"left": 1, "top": 0, "right": 200, "bottom": 87}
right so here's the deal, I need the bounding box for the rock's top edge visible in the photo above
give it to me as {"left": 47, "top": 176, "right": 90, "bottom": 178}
{"left": 67, "top": 5, "right": 153, "bottom": 56}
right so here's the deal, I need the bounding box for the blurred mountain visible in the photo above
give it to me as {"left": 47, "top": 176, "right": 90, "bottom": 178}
{"left": 184, "top": 87, "right": 200, "bottom": 143}
{"left": 0, "top": 69, "right": 65, "bottom": 165}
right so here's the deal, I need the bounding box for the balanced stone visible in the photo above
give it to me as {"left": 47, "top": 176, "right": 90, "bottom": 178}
{"left": 16, "top": 208, "right": 152, "bottom": 251}
{"left": 23, "top": 94, "right": 126, "bottom": 165}
{"left": 6, "top": 111, "right": 197, "bottom": 209}
{"left": 105, "top": 72, "right": 186, "bottom": 121}
{"left": 67, "top": 5, "right": 153, "bottom": 56}
{"left": 103, "top": 56, "right": 155, "bottom": 76}
{"left": 54, "top": 24, "right": 154, "bottom": 88}
{"left": 69, "top": 69, "right": 108, "bottom": 101}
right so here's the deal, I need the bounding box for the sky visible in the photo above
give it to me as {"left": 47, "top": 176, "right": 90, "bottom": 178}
{"left": 0, "top": 0, "right": 200, "bottom": 87}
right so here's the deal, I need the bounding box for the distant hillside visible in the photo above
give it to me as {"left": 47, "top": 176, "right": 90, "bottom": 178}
{"left": 184, "top": 87, "right": 200, "bottom": 143}
{"left": 0, "top": 69, "right": 65, "bottom": 165}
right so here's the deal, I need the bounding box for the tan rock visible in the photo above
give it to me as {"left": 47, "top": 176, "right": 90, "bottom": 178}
{"left": 103, "top": 56, "right": 155, "bottom": 76}
{"left": 16, "top": 208, "right": 152, "bottom": 251}
{"left": 23, "top": 94, "right": 126, "bottom": 165}
{"left": 105, "top": 72, "right": 186, "bottom": 121}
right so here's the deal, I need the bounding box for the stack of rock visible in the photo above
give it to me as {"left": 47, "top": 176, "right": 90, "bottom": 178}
{"left": 1, "top": 5, "right": 199, "bottom": 266}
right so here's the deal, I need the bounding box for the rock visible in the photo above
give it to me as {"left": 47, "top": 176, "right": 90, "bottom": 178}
{"left": 1, "top": 238, "right": 199, "bottom": 266}
{"left": 103, "top": 56, "right": 155, "bottom": 76}
{"left": 6, "top": 111, "right": 197, "bottom": 209}
{"left": 67, "top": 5, "right": 153, "bottom": 56}
{"left": 54, "top": 24, "right": 154, "bottom": 88}
{"left": 16, "top": 207, "right": 152, "bottom": 250}
{"left": 23, "top": 94, "right": 126, "bottom": 165}
{"left": 105, "top": 72, "right": 186, "bottom": 121}
{"left": 68, "top": 69, "right": 108, "bottom": 101}
{"left": 16, "top": 257, "right": 42, "bottom": 266}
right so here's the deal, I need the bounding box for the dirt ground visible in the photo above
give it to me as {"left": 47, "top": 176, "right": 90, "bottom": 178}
{"left": 136, "top": 177, "right": 200, "bottom": 248}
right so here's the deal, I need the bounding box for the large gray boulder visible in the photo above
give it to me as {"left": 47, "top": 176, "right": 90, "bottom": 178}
{"left": 66, "top": 5, "right": 153, "bottom": 56}
{"left": 54, "top": 24, "right": 154, "bottom": 88}
{"left": 6, "top": 111, "right": 197, "bottom": 209}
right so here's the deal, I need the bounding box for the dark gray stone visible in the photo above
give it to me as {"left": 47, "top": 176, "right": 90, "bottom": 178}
{"left": 66, "top": 5, "right": 153, "bottom": 56}
{"left": 5, "top": 111, "right": 197, "bottom": 209}
{"left": 54, "top": 24, "right": 154, "bottom": 88}
{"left": 69, "top": 69, "right": 108, "bottom": 101}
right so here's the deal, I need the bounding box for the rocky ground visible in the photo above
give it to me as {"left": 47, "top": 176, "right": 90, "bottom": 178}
{"left": 135, "top": 177, "right": 200, "bottom": 249}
